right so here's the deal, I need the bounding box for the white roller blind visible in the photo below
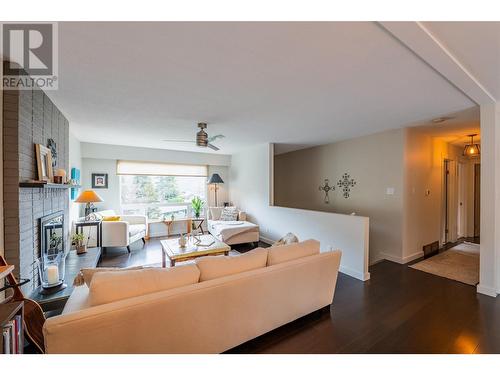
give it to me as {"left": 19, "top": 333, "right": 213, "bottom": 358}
{"left": 116, "top": 160, "right": 207, "bottom": 177}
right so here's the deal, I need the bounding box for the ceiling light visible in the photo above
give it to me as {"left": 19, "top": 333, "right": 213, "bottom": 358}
{"left": 432, "top": 116, "right": 453, "bottom": 123}
{"left": 463, "top": 134, "right": 480, "bottom": 157}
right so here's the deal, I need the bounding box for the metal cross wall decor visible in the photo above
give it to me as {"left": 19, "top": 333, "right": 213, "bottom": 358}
{"left": 337, "top": 173, "right": 356, "bottom": 198}
{"left": 319, "top": 179, "right": 335, "bottom": 204}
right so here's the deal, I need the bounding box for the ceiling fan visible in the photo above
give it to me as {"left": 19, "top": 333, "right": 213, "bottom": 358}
{"left": 163, "top": 122, "right": 225, "bottom": 151}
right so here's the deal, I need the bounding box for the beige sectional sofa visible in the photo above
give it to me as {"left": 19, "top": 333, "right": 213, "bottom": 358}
{"left": 43, "top": 240, "right": 342, "bottom": 354}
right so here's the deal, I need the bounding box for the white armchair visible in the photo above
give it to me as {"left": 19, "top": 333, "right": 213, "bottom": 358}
{"left": 97, "top": 210, "right": 148, "bottom": 253}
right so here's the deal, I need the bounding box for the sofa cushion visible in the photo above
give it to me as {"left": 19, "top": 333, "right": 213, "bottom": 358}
{"left": 74, "top": 266, "right": 145, "bottom": 287}
{"left": 209, "top": 207, "right": 223, "bottom": 220}
{"left": 267, "top": 239, "right": 320, "bottom": 266}
{"left": 195, "top": 247, "right": 268, "bottom": 282}
{"left": 220, "top": 206, "right": 239, "bottom": 221}
{"left": 129, "top": 224, "right": 146, "bottom": 237}
{"left": 89, "top": 265, "right": 200, "bottom": 306}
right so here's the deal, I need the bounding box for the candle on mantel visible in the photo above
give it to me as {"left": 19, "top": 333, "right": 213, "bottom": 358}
{"left": 46, "top": 265, "right": 59, "bottom": 285}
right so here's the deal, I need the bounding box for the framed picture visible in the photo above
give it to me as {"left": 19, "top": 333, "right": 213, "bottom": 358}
{"left": 35, "top": 144, "right": 53, "bottom": 182}
{"left": 92, "top": 173, "right": 108, "bottom": 189}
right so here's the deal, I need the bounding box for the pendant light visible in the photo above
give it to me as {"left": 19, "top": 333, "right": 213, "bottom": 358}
{"left": 463, "top": 134, "right": 480, "bottom": 157}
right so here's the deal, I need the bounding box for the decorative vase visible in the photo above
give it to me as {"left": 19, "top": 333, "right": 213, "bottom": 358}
{"left": 178, "top": 234, "right": 187, "bottom": 248}
{"left": 76, "top": 244, "right": 87, "bottom": 255}
{"left": 37, "top": 250, "right": 66, "bottom": 289}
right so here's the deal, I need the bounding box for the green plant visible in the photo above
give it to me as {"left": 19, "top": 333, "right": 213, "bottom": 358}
{"left": 71, "top": 232, "right": 85, "bottom": 246}
{"left": 191, "top": 196, "right": 204, "bottom": 218}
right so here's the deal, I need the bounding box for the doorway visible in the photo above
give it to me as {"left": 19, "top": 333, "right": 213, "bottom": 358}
{"left": 443, "top": 159, "right": 458, "bottom": 245}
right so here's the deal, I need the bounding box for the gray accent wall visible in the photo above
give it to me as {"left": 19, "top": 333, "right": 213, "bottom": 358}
{"left": 3, "top": 88, "right": 70, "bottom": 293}
{"left": 274, "top": 129, "right": 405, "bottom": 265}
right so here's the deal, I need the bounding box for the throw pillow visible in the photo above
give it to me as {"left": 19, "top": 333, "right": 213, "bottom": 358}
{"left": 73, "top": 265, "right": 144, "bottom": 287}
{"left": 102, "top": 216, "right": 121, "bottom": 221}
{"left": 89, "top": 265, "right": 200, "bottom": 306}
{"left": 209, "top": 207, "right": 223, "bottom": 220}
{"left": 220, "top": 206, "right": 238, "bottom": 221}
{"left": 195, "top": 247, "right": 268, "bottom": 281}
{"left": 267, "top": 239, "right": 320, "bottom": 266}
{"left": 271, "top": 232, "right": 299, "bottom": 247}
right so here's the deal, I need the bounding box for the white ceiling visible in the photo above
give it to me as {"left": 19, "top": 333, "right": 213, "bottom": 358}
{"left": 410, "top": 106, "right": 480, "bottom": 146}
{"left": 423, "top": 22, "right": 500, "bottom": 101}
{"left": 49, "top": 22, "right": 478, "bottom": 155}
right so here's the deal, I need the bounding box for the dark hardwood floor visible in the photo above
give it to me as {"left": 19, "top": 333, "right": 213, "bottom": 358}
{"left": 228, "top": 260, "right": 500, "bottom": 354}
{"left": 99, "top": 237, "right": 500, "bottom": 354}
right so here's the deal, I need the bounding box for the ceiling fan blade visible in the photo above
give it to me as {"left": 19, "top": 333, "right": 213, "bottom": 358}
{"left": 208, "top": 134, "right": 225, "bottom": 143}
{"left": 207, "top": 143, "right": 220, "bottom": 151}
{"left": 162, "top": 139, "right": 196, "bottom": 143}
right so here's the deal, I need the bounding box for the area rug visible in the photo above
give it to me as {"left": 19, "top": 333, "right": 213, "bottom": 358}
{"left": 409, "top": 242, "right": 479, "bottom": 286}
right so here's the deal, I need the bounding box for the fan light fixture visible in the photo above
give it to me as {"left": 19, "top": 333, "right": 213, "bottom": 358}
{"left": 463, "top": 134, "right": 480, "bottom": 157}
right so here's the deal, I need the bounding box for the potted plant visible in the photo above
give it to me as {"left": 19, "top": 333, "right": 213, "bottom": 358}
{"left": 72, "top": 232, "right": 87, "bottom": 254}
{"left": 191, "top": 196, "right": 204, "bottom": 218}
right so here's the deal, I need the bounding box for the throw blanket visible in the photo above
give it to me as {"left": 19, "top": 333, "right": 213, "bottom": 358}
{"left": 208, "top": 220, "right": 259, "bottom": 241}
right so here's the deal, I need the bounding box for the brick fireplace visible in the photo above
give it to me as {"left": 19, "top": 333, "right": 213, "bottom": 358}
{"left": 3, "top": 86, "right": 70, "bottom": 293}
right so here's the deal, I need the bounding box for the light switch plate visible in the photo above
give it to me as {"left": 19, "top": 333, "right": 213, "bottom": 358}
{"left": 386, "top": 187, "right": 395, "bottom": 195}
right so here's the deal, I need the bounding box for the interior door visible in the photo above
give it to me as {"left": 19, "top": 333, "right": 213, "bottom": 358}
{"left": 457, "top": 162, "right": 466, "bottom": 238}
{"left": 474, "top": 163, "right": 481, "bottom": 237}
{"left": 443, "top": 159, "right": 458, "bottom": 244}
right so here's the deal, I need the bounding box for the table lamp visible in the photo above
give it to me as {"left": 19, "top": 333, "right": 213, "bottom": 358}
{"left": 75, "top": 189, "right": 104, "bottom": 217}
{"left": 208, "top": 173, "right": 224, "bottom": 207}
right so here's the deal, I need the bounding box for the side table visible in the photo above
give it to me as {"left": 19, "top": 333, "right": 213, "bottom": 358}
{"left": 75, "top": 220, "right": 102, "bottom": 248}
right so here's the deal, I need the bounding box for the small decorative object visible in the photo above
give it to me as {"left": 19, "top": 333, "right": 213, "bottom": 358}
{"left": 463, "top": 134, "right": 480, "bottom": 157}
{"left": 319, "top": 179, "right": 335, "bottom": 204}
{"left": 47, "top": 138, "right": 57, "bottom": 168}
{"left": 35, "top": 144, "right": 54, "bottom": 182}
{"left": 208, "top": 173, "right": 224, "bottom": 207}
{"left": 54, "top": 168, "right": 66, "bottom": 183}
{"left": 178, "top": 233, "right": 187, "bottom": 248}
{"left": 191, "top": 196, "right": 204, "bottom": 218}
{"left": 92, "top": 173, "right": 108, "bottom": 189}
{"left": 53, "top": 175, "right": 63, "bottom": 184}
{"left": 70, "top": 167, "right": 81, "bottom": 200}
{"left": 337, "top": 173, "right": 357, "bottom": 199}
{"left": 36, "top": 249, "right": 66, "bottom": 292}
{"left": 72, "top": 233, "right": 87, "bottom": 254}
{"left": 75, "top": 190, "right": 104, "bottom": 217}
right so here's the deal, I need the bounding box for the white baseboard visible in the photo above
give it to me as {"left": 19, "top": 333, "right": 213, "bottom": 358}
{"left": 339, "top": 265, "right": 370, "bottom": 281}
{"left": 477, "top": 284, "right": 498, "bottom": 297}
{"left": 381, "top": 251, "right": 424, "bottom": 264}
{"left": 259, "top": 235, "right": 274, "bottom": 245}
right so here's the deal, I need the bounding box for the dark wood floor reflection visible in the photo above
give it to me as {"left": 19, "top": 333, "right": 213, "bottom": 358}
{"left": 227, "top": 261, "right": 500, "bottom": 354}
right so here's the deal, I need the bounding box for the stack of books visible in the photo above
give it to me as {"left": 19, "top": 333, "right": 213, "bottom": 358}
{"left": 2, "top": 315, "right": 22, "bottom": 354}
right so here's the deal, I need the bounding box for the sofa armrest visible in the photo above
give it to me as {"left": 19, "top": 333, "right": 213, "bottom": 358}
{"left": 119, "top": 215, "right": 148, "bottom": 225}
{"left": 101, "top": 221, "right": 129, "bottom": 247}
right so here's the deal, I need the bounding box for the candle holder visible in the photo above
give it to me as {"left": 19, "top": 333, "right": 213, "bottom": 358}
{"left": 36, "top": 250, "right": 67, "bottom": 294}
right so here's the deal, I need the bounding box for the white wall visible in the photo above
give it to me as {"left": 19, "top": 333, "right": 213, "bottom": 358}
{"left": 403, "top": 127, "right": 478, "bottom": 263}
{"left": 68, "top": 128, "right": 82, "bottom": 228}
{"left": 230, "top": 143, "right": 370, "bottom": 281}
{"left": 478, "top": 103, "right": 500, "bottom": 297}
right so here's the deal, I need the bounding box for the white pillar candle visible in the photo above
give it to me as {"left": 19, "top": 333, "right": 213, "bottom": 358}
{"left": 46, "top": 265, "right": 59, "bottom": 285}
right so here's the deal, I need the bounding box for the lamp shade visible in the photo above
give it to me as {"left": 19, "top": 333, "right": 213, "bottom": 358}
{"left": 208, "top": 173, "right": 224, "bottom": 184}
{"left": 463, "top": 134, "right": 480, "bottom": 158}
{"left": 75, "top": 190, "right": 104, "bottom": 203}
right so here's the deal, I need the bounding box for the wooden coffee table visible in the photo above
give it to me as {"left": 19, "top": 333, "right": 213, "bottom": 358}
{"left": 161, "top": 234, "right": 230, "bottom": 267}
